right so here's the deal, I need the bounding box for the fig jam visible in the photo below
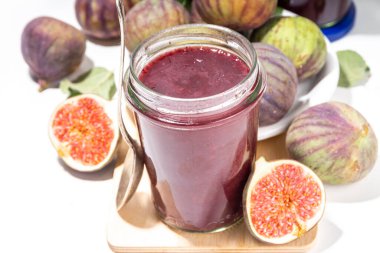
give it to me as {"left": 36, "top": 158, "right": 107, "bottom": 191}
{"left": 123, "top": 25, "right": 265, "bottom": 232}
{"left": 135, "top": 46, "right": 258, "bottom": 231}
{"left": 139, "top": 47, "right": 249, "bottom": 98}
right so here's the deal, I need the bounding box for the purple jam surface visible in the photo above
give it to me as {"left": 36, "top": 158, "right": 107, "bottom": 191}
{"left": 139, "top": 46, "right": 250, "bottom": 98}
{"left": 135, "top": 46, "right": 259, "bottom": 232}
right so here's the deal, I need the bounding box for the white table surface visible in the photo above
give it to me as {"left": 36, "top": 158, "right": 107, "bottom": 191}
{"left": 1, "top": 1, "right": 379, "bottom": 252}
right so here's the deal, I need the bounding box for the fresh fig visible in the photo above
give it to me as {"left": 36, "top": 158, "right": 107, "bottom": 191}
{"left": 193, "top": 0, "right": 277, "bottom": 30}
{"left": 254, "top": 43, "right": 298, "bottom": 126}
{"left": 75, "top": 0, "right": 139, "bottom": 41}
{"left": 286, "top": 102, "right": 378, "bottom": 184}
{"left": 48, "top": 94, "right": 119, "bottom": 172}
{"left": 244, "top": 157, "right": 325, "bottom": 244}
{"left": 124, "top": 0, "right": 190, "bottom": 52}
{"left": 190, "top": 1, "right": 205, "bottom": 23}
{"left": 252, "top": 16, "right": 327, "bottom": 81}
{"left": 21, "top": 17, "right": 86, "bottom": 90}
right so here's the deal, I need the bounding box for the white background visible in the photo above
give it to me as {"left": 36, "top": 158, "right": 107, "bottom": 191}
{"left": 1, "top": 0, "right": 379, "bottom": 252}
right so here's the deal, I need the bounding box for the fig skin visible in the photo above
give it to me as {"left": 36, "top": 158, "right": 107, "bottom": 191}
{"left": 194, "top": 0, "right": 277, "bottom": 31}
{"left": 253, "top": 43, "right": 298, "bottom": 126}
{"left": 124, "top": 0, "right": 190, "bottom": 52}
{"left": 286, "top": 102, "right": 378, "bottom": 184}
{"left": 21, "top": 17, "right": 86, "bottom": 90}
{"left": 190, "top": 1, "right": 205, "bottom": 24}
{"left": 252, "top": 16, "right": 327, "bottom": 81}
{"left": 75, "top": 0, "right": 139, "bottom": 41}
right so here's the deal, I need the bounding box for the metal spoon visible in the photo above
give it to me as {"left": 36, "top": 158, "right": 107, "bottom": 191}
{"left": 116, "top": 100, "right": 144, "bottom": 212}
{"left": 115, "top": 0, "right": 144, "bottom": 212}
{"left": 116, "top": 140, "right": 144, "bottom": 212}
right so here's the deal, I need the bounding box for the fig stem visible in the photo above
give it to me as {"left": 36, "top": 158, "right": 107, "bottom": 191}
{"left": 38, "top": 79, "right": 49, "bottom": 92}
{"left": 295, "top": 219, "right": 306, "bottom": 238}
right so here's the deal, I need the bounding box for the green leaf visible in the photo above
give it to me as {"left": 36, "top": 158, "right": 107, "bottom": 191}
{"left": 337, "top": 50, "right": 371, "bottom": 88}
{"left": 176, "top": 0, "right": 192, "bottom": 10}
{"left": 274, "top": 6, "right": 284, "bottom": 16}
{"left": 60, "top": 67, "right": 116, "bottom": 100}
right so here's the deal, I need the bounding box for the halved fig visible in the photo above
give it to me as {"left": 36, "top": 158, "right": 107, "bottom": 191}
{"left": 243, "top": 157, "right": 325, "bottom": 244}
{"left": 48, "top": 94, "right": 119, "bottom": 172}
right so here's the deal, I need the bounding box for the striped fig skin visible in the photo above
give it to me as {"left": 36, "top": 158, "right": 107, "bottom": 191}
{"left": 253, "top": 43, "right": 298, "bottom": 126}
{"left": 21, "top": 17, "right": 86, "bottom": 85}
{"left": 75, "top": 0, "right": 139, "bottom": 40}
{"left": 194, "top": 0, "right": 277, "bottom": 30}
{"left": 286, "top": 102, "right": 378, "bottom": 184}
{"left": 190, "top": 1, "right": 206, "bottom": 23}
{"left": 124, "top": 0, "right": 190, "bottom": 52}
{"left": 252, "top": 16, "right": 327, "bottom": 81}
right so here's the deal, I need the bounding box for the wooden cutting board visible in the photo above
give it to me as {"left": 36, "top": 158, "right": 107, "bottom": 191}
{"left": 106, "top": 134, "right": 318, "bottom": 252}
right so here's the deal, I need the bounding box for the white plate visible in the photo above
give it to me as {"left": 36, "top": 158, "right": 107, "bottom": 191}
{"left": 257, "top": 12, "right": 340, "bottom": 141}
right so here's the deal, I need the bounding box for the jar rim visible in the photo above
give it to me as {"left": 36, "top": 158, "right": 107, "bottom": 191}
{"left": 126, "top": 24, "right": 266, "bottom": 120}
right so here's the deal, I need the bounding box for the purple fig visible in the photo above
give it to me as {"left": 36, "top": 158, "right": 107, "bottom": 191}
{"left": 254, "top": 43, "right": 298, "bottom": 126}
{"left": 75, "top": 0, "right": 140, "bottom": 41}
{"left": 190, "top": 1, "right": 205, "bottom": 23}
{"left": 193, "top": 0, "right": 277, "bottom": 30}
{"left": 286, "top": 102, "right": 378, "bottom": 184}
{"left": 124, "top": 0, "right": 190, "bottom": 52}
{"left": 21, "top": 17, "right": 86, "bottom": 90}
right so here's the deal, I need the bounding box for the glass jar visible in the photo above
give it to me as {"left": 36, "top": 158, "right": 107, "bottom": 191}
{"left": 119, "top": 24, "right": 266, "bottom": 232}
{"left": 279, "top": 0, "right": 352, "bottom": 27}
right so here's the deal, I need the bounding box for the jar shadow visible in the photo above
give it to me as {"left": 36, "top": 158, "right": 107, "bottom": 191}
{"left": 116, "top": 138, "right": 158, "bottom": 228}
{"left": 118, "top": 191, "right": 158, "bottom": 228}
{"left": 174, "top": 221, "right": 246, "bottom": 247}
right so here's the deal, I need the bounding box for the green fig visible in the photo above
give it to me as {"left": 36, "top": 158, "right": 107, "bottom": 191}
{"left": 253, "top": 16, "right": 327, "bottom": 81}
{"left": 194, "top": 0, "right": 277, "bottom": 30}
{"left": 124, "top": 0, "right": 190, "bottom": 52}
{"left": 286, "top": 102, "right": 378, "bottom": 184}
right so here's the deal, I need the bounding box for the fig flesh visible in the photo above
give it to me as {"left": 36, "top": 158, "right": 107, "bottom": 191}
{"left": 243, "top": 157, "right": 325, "bottom": 244}
{"left": 286, "top": 102, "right": 378, "bottom": 184}
{"left": 252, "top": 16, "right": 327, "bottom": 81}
{"left": 48, "top": 94, "right": 119, "bottom": 172}
{"left": 253, "top": 43, "right": 298, "bottom": 126}
{"left": 124, "top": 0, "right": 190, "bottom": 52}
{"left": 21, "top": 17, "right": 86, "bottom": 89}
{"left": 194, "top": 0, "right": 277, "bottom": 30}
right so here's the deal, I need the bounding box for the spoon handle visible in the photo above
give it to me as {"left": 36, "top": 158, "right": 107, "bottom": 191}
{"left": 116, "top": 146, "right": 144, "bottom": 211}
{"left": 115, "top": 0, "right": 144, "bottom": 211}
